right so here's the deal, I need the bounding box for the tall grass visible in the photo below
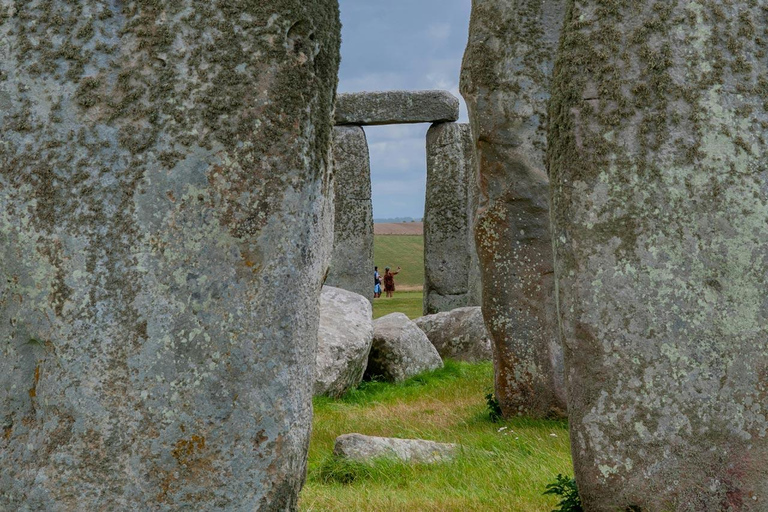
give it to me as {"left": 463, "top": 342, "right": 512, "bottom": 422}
{"left": 300, "top": 361, "right": 573, "bottom": 512}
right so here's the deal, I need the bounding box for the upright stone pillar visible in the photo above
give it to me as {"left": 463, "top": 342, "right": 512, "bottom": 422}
{"left": 0, "top": 2, "right": 340, "bottom": 510}
{"left": 549, "top": 2, "right": 768, "bottom": 509}
{"left": 327, "top": 126, "right": 374, "bottom": 301}
{"left": 461, "top": 0, "right": 566, "bottom": 418}
{"left": 423, "top": 123, "right": 480, "bottom": 315}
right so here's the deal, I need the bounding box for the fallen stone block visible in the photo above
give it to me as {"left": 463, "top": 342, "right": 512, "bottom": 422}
{"left": 315, "top": 287, "right": 374, "bottom": 398}
{"left": 414, "top": 307, "right": 492, "bottom": 363}
{"left": 366, "top": 313, "right": 443, "bottom": 382}
{"left": 334, "top": 434, "right": 458, "bottom": 464}
{"left": 335, "top": 90, "right": 459, "bottom": 126}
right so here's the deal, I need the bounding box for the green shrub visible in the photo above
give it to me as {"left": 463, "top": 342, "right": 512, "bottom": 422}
{"left": 543, "top": 474, "right": 583, "bottom": 512}
{"left": 485, "top": 388, "right": 503, "bottom": 422}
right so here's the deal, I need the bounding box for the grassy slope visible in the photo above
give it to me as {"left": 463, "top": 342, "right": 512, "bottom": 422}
{"left": 300, "top": 362, "right": 572, "bottom": 512}
{"left": 373, "top": 235, "right": 425, "bottom": 319}
{"left": 373, "top": 235, "right": 424, "bottom": 289}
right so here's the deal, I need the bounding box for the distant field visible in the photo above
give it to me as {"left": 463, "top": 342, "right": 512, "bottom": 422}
{"left": 374, "top": 222, "right": 424, "bottom": 235}
{"left": 374, "top": 235, "right": 424, "bottom": 290}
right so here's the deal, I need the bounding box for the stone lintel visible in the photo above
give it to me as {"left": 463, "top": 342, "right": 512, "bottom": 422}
{"left": 335, "top": 90, "right": 459, "bottom": 126}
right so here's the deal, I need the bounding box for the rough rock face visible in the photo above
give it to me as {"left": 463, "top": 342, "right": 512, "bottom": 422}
{"left": 326, "top": 126, "right": 374, "bottom": 301}
{"left": 334, "top": 433, "right": 457, "bottom": 464}
{"left": 0, "top": 3, "right": 340, "bottom": 510}
{"left": 315, "top": 287, "right": 373, "bottom": 398}
{"left": 461, "top": 0, "right": 567, "bottom": 419}
{"left": 366, "top": 313, "right": 443, "bottom": 382}
{"left": 414, "top": 307, "right": 492, "bottom": 363}
{"left": 423, "top": 123, "right": 481, "bottom": 315}
{"left": 335, "top": 90, "right": 459, "bottom": 126}
{"left": 549, "top": 2, "right": 768, "bottom": 510}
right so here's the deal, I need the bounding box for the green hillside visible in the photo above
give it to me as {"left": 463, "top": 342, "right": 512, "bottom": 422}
{"left": 373, "top": 235, "right": 424, "bottom": 289}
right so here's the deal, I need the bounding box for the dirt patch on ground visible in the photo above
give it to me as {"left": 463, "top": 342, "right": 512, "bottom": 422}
{"left": 374, "top": 222, "right": 423, "bottom": 235}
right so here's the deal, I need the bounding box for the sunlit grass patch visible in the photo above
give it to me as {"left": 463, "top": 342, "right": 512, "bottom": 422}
{"left": 301, "top": 361, "right": 573, "bottom": 512}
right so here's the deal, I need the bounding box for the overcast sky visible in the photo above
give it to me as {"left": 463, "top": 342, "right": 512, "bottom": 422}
{"left": 337, "top": 0, "right": 472, "bottom": 220}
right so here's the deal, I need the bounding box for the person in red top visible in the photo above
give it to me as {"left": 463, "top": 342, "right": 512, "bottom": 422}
{"left": 382, "top": 266, "right": 401, "bottom": 298}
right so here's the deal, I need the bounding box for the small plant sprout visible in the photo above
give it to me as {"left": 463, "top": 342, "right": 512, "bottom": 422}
{"left": 543, "top": 474, "right": 583, "bottom": 512}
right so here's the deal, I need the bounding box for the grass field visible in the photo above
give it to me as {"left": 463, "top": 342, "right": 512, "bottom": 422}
{"left": 373, "top": 291, "right": 423, "bottom": 320}
{"left": 374, "top": 235, "right": 424, "bottom": 290}
{"left": 300, "top": 361, "right": 573, "bottom": 512}
{"left": 373, "top": 235, "right": 425, "bottom": 319}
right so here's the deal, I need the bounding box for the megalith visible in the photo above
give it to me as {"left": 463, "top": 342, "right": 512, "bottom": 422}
{"left": 326, "top": 126, "right": 374, "bottom": 301}
{"left": 549, "top": 2, "right": 768, "bottom": 509}
{"left": 423, "top": 122, "right": 481, "bottom": 314}
{"left": 0, "top": 2, "right": 340, "bottom": 510}
{"left": 335, "top": 90, "right": 460, "bottom": 126}
{"left": 460, "top": 0, "right": 567, "bottom": 418}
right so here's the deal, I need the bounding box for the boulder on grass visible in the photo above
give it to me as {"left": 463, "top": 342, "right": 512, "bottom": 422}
{"left": 414, "top": 307, "right": 492, "bottom": 362}
{"left": 334, "top": 434, "right": 457, "bottom": 464}
{"left": 315, "top": 287, "right": 374, "bottom": 398}
{"left": 366, "top": 313, "right": 443, "bottom": 382}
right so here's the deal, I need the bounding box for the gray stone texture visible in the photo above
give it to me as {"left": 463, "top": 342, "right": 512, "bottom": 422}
{"left": 335, "top": 90, "right": 459, "bottom": 126}
{"left": 334, "top": 433, "right": 458, "bottom": 464}
{"left": 414, "top": 307, "right": 492, "bottom": 363}
{"left": 549, "top": 2, "right": 768, "bottom": 510}
{"left": 326, "top": 126, "right": 374, "bottom": 301}
{"left": 461, "top": 0, "right": 567, "bottom": 419}
{"left": 0, "top": 2, "right": 340, "bottom": 510}
{"left": 423, "top": 123, "right": 482, "bottom": 315}
{"left": 366, "top": 313, "right": 443, "bottom": 382}
{"left": 315, "top": 287, "right": 374, "bottom": 398}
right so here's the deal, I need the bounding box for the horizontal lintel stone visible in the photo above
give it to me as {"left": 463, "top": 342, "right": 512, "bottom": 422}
{"left": 335, "top": 90, "right": 460, "bottom": 126}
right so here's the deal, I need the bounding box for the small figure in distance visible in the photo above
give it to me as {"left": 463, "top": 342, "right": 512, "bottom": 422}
{"left": 374, "top": 266, "right": 382, "bottom": 299}
{"left": 383, "top": 266, "right": 401, "bottom": 298}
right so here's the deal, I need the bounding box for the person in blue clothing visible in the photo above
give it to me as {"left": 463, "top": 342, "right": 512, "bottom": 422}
{"left": 374, "top": 266, "right": 382, "bottom": 298}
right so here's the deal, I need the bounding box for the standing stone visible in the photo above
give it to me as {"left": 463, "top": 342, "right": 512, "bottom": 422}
{"left": 423, "top": 123, "right": 481, "bottom": 315}
{"left": 461, "top": 0, "right": 567, "bottom": 418}
{"left": 549, "top": 2, "right": 768, "bottom": 509}
{"left": 326, "top": 126, "right": 374, "bottom": 301}
{"left": 466, "top": 165, "right": 483, "bottom": 307}
{"left": 0, "top": 2, "right": 340, "bottom": 510}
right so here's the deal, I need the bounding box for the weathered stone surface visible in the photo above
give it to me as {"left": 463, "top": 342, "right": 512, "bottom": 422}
{"left": 334, "top": 433, "right": 457, "bottom": 464}
{"left": 315, "top": 287, "right": 373, "bottom": 398}
{"left": 326, "top": 126, "right": 374, "bottom": 301}
{"left": 414, "top": 307, "right": 492, "bottom": 363}
{"left": 423, "top": 123, "right": 481, "bottom": 315}
{"left": 461, "top": 0, "right": 566, "bottom": 419}
{"left": 366, "top": 313, "right": 443, "bottom": 382}
{"left": 549, "top": 2, "right": 768, "bottom": 510}
{"left": 335, "top": 90, "right": 459, "bottom": 126}
{"left": 0, "top": 3, "right": 340, "bottom": 510}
